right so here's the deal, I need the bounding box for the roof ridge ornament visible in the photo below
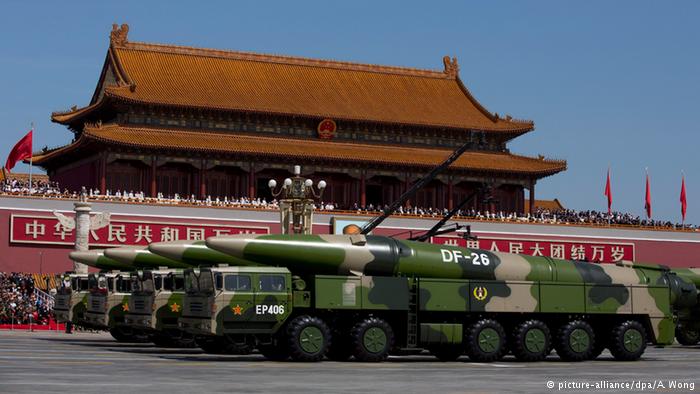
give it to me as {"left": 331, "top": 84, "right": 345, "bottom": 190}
{"left": 110, "top": 23, "right": 129, "bottom": 46}
{"left": 442, "top": 56, "right": 459, "bottom": 77}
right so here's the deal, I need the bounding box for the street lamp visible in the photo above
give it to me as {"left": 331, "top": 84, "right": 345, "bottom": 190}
{"left": 269, "top": 165, "right": 326, "bottom": 234}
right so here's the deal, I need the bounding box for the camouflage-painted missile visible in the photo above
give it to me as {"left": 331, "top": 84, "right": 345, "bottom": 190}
{"left": 205, "top": 233, "right": 699, "bottom": 303}
{"left": 148, "top": 240, "right": 257, "bottom": 266}
{"left": 69, "top": 250, "right": 133, "bottom": 271}
{"left": 104, "top": 246, "right": 191, "bottom": 269}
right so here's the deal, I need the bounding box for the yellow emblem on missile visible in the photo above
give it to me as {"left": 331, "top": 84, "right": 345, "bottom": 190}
{"left": 473, "top": 286, "right": 488, "bottom": 301}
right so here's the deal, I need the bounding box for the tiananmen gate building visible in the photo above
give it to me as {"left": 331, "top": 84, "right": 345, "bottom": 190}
{"left": 36, "top": 24, "right": 566, "bottom": 213}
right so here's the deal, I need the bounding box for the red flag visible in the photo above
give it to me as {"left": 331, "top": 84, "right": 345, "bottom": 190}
{"left": 604, "top": 169, "right": 612, "bottom": 214}
{"left": 645, "top": 173, "right": 652, "bottom": 219}
{"left": 4, "top": 130, "right": 33, "bottom": 172}
{"left": 681, "top": 175, "right": 687, "bottom": 223}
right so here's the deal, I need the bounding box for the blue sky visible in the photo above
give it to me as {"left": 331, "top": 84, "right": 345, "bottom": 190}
{"left": 0, "top": 1, "right": 698, "bottom": 223}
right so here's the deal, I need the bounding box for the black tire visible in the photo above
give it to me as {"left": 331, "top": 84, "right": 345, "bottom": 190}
{"left": 259, "top": 340, "right": 290, "bottom": 361}
{"left": 109, "top": 327, "right": 149, "bottom": 343}
{"left": 511, "top": 320, "right": 551, "bottom": 362}
{"left": 465, "top": 319, "right": 507, "bottom": 362}
{"left": 350, "top": 317, "right": 394, "bottom": 362}
{"left": 152, "top": 333, "right": 175, "bottom": 348}
{"left": 675, "top": 323, "right": 700, "bottom": 346}
{"left": 109, "top": 327, "right": 130, "bottom": 342}
{"left": 430, "top": 345, "right": 464, "bottom": 362}
{"left": 609, "top": 321, "right": 647, "bottom": 361}
{"left": 554, "top": 320, "right": 595, "bottom": 362}
{"left": 286, "top": 315, "right": 331, "bottom": 362}
{"left": 171, "top": 331, "right": 198, "bottom": 349}
{"left": 196, "top": 337, "right": 227, "bottom": 354}
{"left": 223, "top": 335, "right": 254, "bottom": 355}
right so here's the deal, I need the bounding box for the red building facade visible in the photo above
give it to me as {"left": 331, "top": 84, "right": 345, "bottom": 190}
{"left": 36, "top": 24, "right": 566, "bottom": 212}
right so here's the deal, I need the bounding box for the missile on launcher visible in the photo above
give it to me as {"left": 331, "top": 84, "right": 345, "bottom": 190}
{"left": 205, "top": 233, "right": 699, "bottom": 307}
{"left": 69, "top": 250, "right": 133, "bottom": 271}
{"left": 148, "top": 240, "right": 257, "bottom": 267}
{"left": 104, "top": 246, "right": 191, "bottom": 269}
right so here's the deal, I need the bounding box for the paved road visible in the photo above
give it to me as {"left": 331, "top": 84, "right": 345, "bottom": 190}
{"left": 0, "top": 330, "right": 698, "bottom": 393}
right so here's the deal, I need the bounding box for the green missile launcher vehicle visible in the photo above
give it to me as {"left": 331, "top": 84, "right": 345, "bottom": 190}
{"left": 84, "top": 271, "right": 148, "bottom": 342}
{"left": 53, "top": 272, "right": 90, "bottom": 327}
{"left": 174, "top": 233, "right": 700, "bottom": 362}
{"left": 124, "top": 268, "right": 196, "bottom": 347}
{"left": 53, "top": 250, "right": 132, "bottom": 329}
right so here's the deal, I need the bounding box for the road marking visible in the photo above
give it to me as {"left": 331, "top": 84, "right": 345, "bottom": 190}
{"left": 44, "top": 361, "right": 114, "bottom": 365}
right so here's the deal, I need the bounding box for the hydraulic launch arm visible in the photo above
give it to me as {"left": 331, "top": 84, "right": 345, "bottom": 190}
{"left": 360, "top": 140, "right": 473, "bottom": 235}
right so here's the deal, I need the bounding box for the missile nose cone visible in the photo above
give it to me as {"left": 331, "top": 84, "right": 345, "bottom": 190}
{"left": 69, "top": 251, "right": 102, "bottom": 265}
{"left": 103, "top": 246, "right": 144, "bottom": 264}
{"left": 149, "top": 240, "right": 190, "bottom": 261}
{"left": 205, "top": 235, "right": 250, "bottom": 258}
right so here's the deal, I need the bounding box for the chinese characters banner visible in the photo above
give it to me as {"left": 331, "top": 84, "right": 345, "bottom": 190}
{"left": 432, "top": 236, "right": 634, "bottom": 263}
{"left": 11, "top": 214, "right": 269, "bottom": 247}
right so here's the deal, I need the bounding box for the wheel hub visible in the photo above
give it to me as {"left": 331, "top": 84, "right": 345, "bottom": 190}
{"left": 569, "top": 328, "right": 590, "bottom": 353}
{"left": 524, "top": 328, "right": 546, "bottom": 353}
{"left": 478, "top": 327, "right": 500, "bottom": 353}
{"left": 363, "top": 327, "right": 387, "bottom": 353}
{"left": 299, "top": 326, "right": 323, "bottom": 354}
{"left": 623, "top": 328, "right": 643, "bottom": 352}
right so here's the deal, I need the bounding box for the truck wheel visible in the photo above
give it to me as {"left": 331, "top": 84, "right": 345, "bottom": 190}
{"left": 286, "top": 315, "right": 331, "bottom": 362}
{"left": 675, "top": 323, "right": 700, "bottom": 346}
{"left": 173, "top": 332, "right": 198, "bottom": 349}
{"left": 554, "top": 320, "right": 595, "bottom": 361}
{"left": 609, "top": 321, "right": 647, "bottom": 361}
{"left": 351, "top": 317, "right": 394, "bottom": 362}
{"left": 152, "top": 333, "right": 175, "bottom": 348}
{"left": 223, "top": 335, "right": 254, "bottom": 355}
{"left": 465, "top": 319, "right": 507, "bottom": 362}
{"left": 109, "top": 327, "right": 130, "bottom": 342}
{"left": 259, "top": 340, "right": 290, "bottom": 361}
{"left": 196, "top": 337, "right": 227, "bottom": 354}
{"left": 511, "top": 320, "right": 551, "bottom": 361}
{"left": 430, "top": 345, "right": 464, "bottom": 361}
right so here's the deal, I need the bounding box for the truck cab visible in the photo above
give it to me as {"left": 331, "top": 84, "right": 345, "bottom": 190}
{"left": 53, "top": 273, "right": 90, "bottom": 326}
{"left": 125, "top": 269, "right": 194, "bottom": 347}
{"left": 84, "top": 271, "right": 145, "bottom": 342}
{"left": 180, "top": 266, "right": 292, "bottom": 353}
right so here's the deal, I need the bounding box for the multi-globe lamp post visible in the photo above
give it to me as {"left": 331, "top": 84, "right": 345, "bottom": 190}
{"left": 268, "top": 166, "right": 326, "bottom": 234}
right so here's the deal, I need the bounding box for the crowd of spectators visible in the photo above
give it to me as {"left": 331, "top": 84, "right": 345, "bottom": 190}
{"left": 1, "top": 178, "right": 61, "bottom": 195}
{"left": 1, "top": 177, "right": 695, "bottom": 230}
{"left": 0, "top": 272, "right": 53, "bottom": 325}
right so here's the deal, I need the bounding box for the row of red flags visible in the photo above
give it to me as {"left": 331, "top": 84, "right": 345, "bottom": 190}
{"left": 605, "top": 169, "right": 688, "bottom": 222}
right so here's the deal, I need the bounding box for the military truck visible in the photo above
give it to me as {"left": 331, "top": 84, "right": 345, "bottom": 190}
{"left": 124, "top": 269, "right": 196, "bottom": 347}
{"left": 176, "top": 234, "right": 700, "bottom": 363}
{"left": 54, "top": 273, "right": 90, "bottom": 328}
{"left": 84, "top": 271, "right": 147, "bottom": 342}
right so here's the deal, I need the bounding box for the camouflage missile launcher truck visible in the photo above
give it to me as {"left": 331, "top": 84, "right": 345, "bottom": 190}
{"left": 178, "top": 234, "right": 700, "bottom": 363}
{"left": 124, "top": 269, "right": 196, "bottom": 347}
{"left": 84, "top": 271, "right": 148, "bottom": 342}
{"left": 54, "top": 273, "right": 90, "bottom": 328}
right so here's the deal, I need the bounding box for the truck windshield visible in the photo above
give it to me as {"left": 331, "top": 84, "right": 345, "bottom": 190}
{"left": 163, "top": 274, "right": 185, "bottom": 291}
{"left": 132, "top": 272, "right": 154, "bottom": 294}
{"left": 115, "top": 276, "right": 131, "bottom": 293}
{"left": 184, "top": 270, "right": 213, "bottom": 294}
